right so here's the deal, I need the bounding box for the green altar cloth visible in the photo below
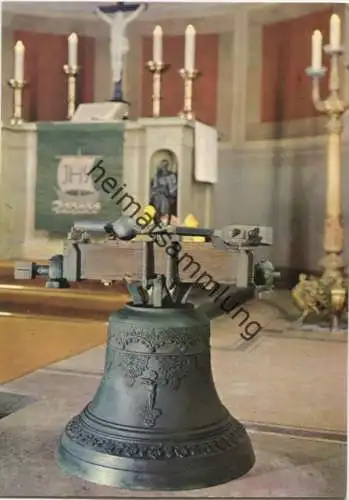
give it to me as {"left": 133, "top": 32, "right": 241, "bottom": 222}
{"left": 35, "top": 122, "right": 124, "bottom": 235}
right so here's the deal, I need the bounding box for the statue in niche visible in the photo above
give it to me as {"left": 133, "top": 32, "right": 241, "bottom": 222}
{"left": 95, "top": 2, "right": 146, "bottom": 102}
{"left": 149, "top": 158, "right": 178, "bottom": 224}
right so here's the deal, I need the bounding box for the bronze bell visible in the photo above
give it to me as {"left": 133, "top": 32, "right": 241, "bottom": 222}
{"left": 57, "top": 302, "right": 255, "bottom": 490}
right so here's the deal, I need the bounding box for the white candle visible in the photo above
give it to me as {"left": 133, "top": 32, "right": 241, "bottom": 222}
{"left": 184, "top": 24, "right": 196, "bottom": 72}
{"left": 68, "top": 32, "right": 78, "bottom": 68}
{"left": 14, "top": 40, "right": 25, "bottom": 83}
{"left": 330, "top": 13, "right": 341, "bottom": 50}
{"left": 153, "top": 25, "right": 163, "bottom": 64}
{"left": 311, "top": 30, "right": 323, "bottom": 70}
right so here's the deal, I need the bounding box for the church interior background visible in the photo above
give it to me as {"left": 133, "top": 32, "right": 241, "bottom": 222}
{"left": 0, "top": 2, "right": 347, "bottom": 497}
{"left": 1, "top": 1, "right": 348, "bottom": 280}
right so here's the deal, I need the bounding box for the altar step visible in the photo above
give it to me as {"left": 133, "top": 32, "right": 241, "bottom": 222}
{"left": 0, "top": 271, "right": 129, "bottom": 322}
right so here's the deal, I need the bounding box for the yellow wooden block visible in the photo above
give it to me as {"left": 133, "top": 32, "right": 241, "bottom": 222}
{"left": 184, "top": 213, "right": 199, "bottom": 228}
{"left": 144, "top": 204, "right": 156, "bottom": 220}
{"left": 135, "top": 235, "right": 151, "bottom": 241}
{"left": 183, "top": 213, "right": 205, "bottom": 242}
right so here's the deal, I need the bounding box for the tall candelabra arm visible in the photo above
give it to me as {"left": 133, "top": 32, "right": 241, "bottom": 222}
{"left": 306, "top": 67, "right": 327, "bottom": 113}
{"left": 324, "top": 44, "right": 342, "bottom": 93}
{"left": 313, "top": 79, "right": 327, "bottom": 112}
{"left": 343, "top": 61, "right": 349, "bottom": 111}
{"left": 293, "top": 22, "right": 349, "bottom": 331}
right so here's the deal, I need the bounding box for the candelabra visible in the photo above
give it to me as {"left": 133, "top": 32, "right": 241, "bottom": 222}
{"left": 292, "top": 15, "right": 348, "bottom": 330}
{"left": 63, "top": 64, "right": 79, "bottom": 120}
{"left": 7, "top": 78, "right": 27, "bottom": 125}
{"left": 179, "top": 69, "right": 200, "bottom": 120}
{"left": 146, "top": 60, "right": 169, "bottom": 117}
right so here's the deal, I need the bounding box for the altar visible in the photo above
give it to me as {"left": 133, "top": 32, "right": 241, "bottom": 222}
{"left": 0, "top": 13, "right": 221, "bottom": 261}
{"left": 0, "top": 117, "right": 215, "bottom": 260}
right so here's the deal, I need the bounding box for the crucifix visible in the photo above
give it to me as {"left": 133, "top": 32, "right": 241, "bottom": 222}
{"left": 95, "top": 2, "right": 147, "bottom": 102}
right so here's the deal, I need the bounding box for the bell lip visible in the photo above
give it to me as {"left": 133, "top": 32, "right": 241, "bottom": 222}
{"left": 57, "top": 440, "right": 255, "bottom": 491}
{"left": 57, "top": 417, "right": 256, "bottom": 490}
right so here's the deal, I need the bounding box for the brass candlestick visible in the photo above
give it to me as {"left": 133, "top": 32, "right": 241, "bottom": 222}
{"left": 146, "top": 60, "right": 169, "bottom": 117}
{"left": 63, "top": 64, "right": 79, "bottom": 120}
{"left": 179, "top": 68, "right": 199, "bottom": 120}
{"left": 7, "top": 78, "right": 27, "bottom": 125}
{"left": 292, "top": 17, "right": 348, "bottom": 330}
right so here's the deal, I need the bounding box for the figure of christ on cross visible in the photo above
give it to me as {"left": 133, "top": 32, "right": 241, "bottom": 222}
{"left": 95, "top": 2, "right": 147, "bottom": 102}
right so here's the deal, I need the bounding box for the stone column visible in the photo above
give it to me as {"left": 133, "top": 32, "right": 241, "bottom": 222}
{"left": 230, "top": 7, "right": 249, "bottom": 146}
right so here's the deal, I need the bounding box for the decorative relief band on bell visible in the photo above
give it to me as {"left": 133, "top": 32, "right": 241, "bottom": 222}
{"left": 108, "top": 323, "right": 210, "bottom": 354}
{"left": 115, "top": 351, "right": 193, "bottom": 387}
{"left": 64, "top": 415, "right": 247, "bottom": 460}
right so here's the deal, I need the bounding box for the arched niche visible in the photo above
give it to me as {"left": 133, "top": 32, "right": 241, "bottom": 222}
{"left": 149, "top": 149, "right": 178, "bottom": 218}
